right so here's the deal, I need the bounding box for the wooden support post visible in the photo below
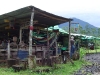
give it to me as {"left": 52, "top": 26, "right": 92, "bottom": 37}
{"left": 68, "top": 20, "right": 74, "bottom": 65}
{"left": 7, "top": 41, "right": 10, "bottom": 59}
{"left": 55, "top": 42, "right": 58, "bottom": 56}
{"left": 68, "top": 21, "right": 71, "bottom": 53}
{"left": 55, "top": 33, "right": 58, "bottom": 56}
{"left": 28, "top": 7, "right": 35, "bottom": 69}
{"left": 46, "top": 26, "right": 50, "bottom": 58}
{"left": 42, "top": 32, "right": 49, "bottom": 58}
{"left": 19, "top": 28, "right": 22, "bottom": 43}
{"left": 47, "top": 27, "right": 49, "bottom": 49}
{"left": 29, "top": 7, "right": 34, "bottom": 56}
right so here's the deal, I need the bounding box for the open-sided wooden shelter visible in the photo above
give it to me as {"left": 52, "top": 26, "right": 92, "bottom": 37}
{"left": 0, "top": 6, "right": 72, "bottom": 67}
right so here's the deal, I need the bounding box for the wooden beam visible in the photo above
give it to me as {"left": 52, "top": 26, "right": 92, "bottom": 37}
{"left": 29, "top": 8, "right": 34, "bottom": 56}
{"left": 7, "top": 41, "right": 10, "bottom": 59}
{"left": 68, "top": 21, "right": 71, "bottom": 53}
{"left": 19, "top": 28, "right": 22, "bottom": 43}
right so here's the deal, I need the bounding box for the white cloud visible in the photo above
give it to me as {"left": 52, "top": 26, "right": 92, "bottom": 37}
{"left": 0, "top": 0, "right": 100, "bottom": 14}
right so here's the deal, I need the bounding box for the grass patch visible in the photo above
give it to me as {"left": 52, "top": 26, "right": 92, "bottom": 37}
{"left": 87, "top": 49, "right": 100, "bottom": 53}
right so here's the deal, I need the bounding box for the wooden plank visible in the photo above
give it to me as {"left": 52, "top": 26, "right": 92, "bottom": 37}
{"left": 36, "top": 58, "right": 42, "bottom": 60}
{"left": 0, "top": 60, "right": 6, "bottom": 62}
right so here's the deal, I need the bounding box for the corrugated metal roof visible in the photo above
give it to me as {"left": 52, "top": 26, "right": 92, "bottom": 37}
{"left": 0, "top": 6, "right": 72, "bottom": 29}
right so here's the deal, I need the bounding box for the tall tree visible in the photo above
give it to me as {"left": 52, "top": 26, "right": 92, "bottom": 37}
{"left": 62, "top": 26, "right": 69, "bottom": 32}
{"left": 78, "top": 25, "right": 87, "bottom": 34}
{"left": 70, "top": 27, "right": 75, "bottom": 33}
{"left": 79, "top": 25, "right": 83, "bottom": 34}
{"left": 62, "top": 26, "right": 75, "bottom": 33}
{"left": 85, "top": 24, "right": 91, "bottom": 35}
{"left": 91, "top": 28, "right": 96, "bottom": 36}
{"left": 97, "top": 28, "right": 100, "bottom": 37}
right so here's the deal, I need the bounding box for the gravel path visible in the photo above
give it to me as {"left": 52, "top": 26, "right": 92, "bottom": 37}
{"left": 74, "top": 53, "right": 100, "bottom": 75}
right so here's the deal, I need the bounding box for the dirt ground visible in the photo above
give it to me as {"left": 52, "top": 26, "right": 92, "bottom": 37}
{"left": 74, "top": 53, "right": 100, "bottom": 75}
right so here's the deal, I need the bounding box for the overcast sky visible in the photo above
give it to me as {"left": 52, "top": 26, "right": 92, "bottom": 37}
{"left": 0, "top": 0, "right": 100, "bottom": 27}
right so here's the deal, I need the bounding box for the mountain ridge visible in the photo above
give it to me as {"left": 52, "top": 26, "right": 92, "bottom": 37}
{"left": 59, "top": 18, "right": 98, "bottom": 29}
{"left": 58, "top": 18, "right": 99, "bottom": 36}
